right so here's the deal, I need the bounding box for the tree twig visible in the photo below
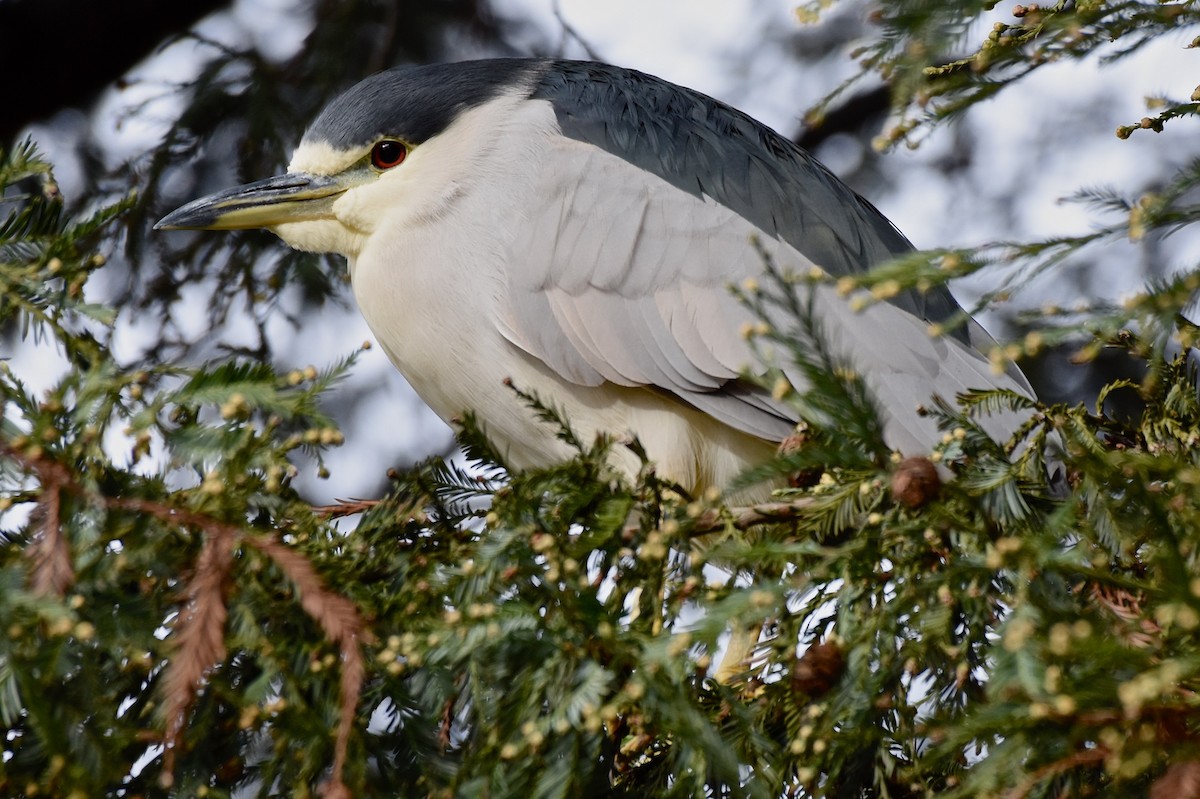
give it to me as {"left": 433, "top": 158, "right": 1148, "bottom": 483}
{"left": 2, "top": 442, "right": 372, "bottom": 796}
{"left": 552, "top": 0, "right": 603, "bottom": 60}
{"left": 159, "top": 528, "right": 234, "bottom": 783}
{"left": 624, "top": 498, "right": 817, "bottom": 540}
{"left": 12, "top": 444, "right": 76, "bottom": 596}
{"left": 313, "top": 497, "right": 383, "bottom": 518}
{"left": 1003, "top": 746, "right": 1109, "bottom": 799}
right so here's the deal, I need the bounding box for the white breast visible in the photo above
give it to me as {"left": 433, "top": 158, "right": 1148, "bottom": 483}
{"left": 342, "top": 94, "right": 776, "bottom": 494}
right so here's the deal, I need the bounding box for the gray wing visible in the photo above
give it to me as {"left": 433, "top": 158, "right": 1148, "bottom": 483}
{"left": 494, "top": 60, "right": 1033, "bottom": 453}
{"left": 496, "top": 139, "right": 1025, "bottom": 454}
{"left": 530, "top": 60, "right": 965, "bottom": 332}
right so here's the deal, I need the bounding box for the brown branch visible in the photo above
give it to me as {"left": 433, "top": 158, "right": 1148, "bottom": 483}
{"left": 246, "top": 534, "right": 373, "bottom": 796}
{"left": 1, "top": 440, "right": 374, "bottom": 796}
{"left": 1151, "top": 761, "right": 1200, "bottom": 799}
{"left": 438, "top": 694, "right": 456, "bottom": 751}
{"left": 696, "top": 499, "right": 816, "bottom": 532}
{"left": 160, "top": 528, "right": 235, "bottom": 783}
{"left": 28, "top": 481, "right": 73, "bottom": 596}
{"left": 108, "top": 497, "right": 374, "bottom": 795}
{"left": 3, "top": 442, "right": 77, "bottom": 596}
{"left": 312, "top": 498, "right": 382, "bottom": 518}
{"left": 1003, "top": 746, "right": 1109, "bottom": 799}
{"left": 107, "top": 496, "right": 236, "bottom": 532}
{"left": 629, "top": 498, "right": 817, "bottom": 540}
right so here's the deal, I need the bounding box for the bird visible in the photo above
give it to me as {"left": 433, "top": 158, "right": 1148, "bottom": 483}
{"left": 157, "top": 58, "right": 1037, "bottom": 499}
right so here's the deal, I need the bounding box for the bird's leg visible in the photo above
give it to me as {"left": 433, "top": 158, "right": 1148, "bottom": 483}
{"left": 652, "top": 583, "right": 666, "bottom": 636}
{"left": 713, "top": 620, "right": 764, "bottom": 683}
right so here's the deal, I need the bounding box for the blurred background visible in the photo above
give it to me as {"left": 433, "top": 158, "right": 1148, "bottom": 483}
{"left": 4, "top": 0, "right": 1199, "bottom": 502}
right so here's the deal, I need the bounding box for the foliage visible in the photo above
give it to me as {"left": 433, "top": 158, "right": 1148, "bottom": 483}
{"left": 3, "top": 2, "right": 1200, "bottom": 799}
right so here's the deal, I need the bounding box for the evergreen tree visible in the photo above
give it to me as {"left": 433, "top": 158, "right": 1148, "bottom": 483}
{"left": 3, "top": 2, "right": 1200, "bottom": 797}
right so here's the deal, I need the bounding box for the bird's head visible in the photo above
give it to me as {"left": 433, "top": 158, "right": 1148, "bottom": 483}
{"left": 155, "top": 60, "right": 545, "bottom": 257}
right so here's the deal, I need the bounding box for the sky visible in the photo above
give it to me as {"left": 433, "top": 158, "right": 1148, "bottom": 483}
{"left": 13, "top": 0, "right": 1200, "bottom": 504}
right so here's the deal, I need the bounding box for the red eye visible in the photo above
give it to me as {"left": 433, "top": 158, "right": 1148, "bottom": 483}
{"left": 370, "top": 140, "right": 406, "bottom": 170}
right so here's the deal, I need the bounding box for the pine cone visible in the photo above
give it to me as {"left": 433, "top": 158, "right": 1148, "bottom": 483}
{"left": 890, "top": 456, "right": 941, "bottom": 509}
{"left": 791, "top": 641, "right": 846, "bottom": 698}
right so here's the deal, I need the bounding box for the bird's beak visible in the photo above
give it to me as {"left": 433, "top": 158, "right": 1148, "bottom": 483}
{"left": 155, "top": 172, "right": 352, "bottom": 231}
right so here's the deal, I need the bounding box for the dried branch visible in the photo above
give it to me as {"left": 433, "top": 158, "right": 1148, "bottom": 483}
{"left": 3, "top": 441, "right": 77, "bottom": 596}
{"left": 110, "top": 498, "right": 374, "bottom": 795}
{"left": 1151, "top": 761, "right": 1200, "bottom": 799}
{"left": 246, "top": 534, "right": 373, "bottom": 796}
{"left": 1003, "top": 746, "right": 1109, "bottom": 799}
{"left": 1088, "top": 582, "right": 1161, "bottom": 649}
{"left": 634, "top": 498, "right": 817, "bottom": 540}
{"left": 160, "top": 529, "right": 235, "bottom": 782}
{"left": 694, "top": 499, "right": 816, "bottom": 531}
{"left": 0, "top": 440, "right": 373, "bottom": 794}
{"left": 312, "top": 498, "right": 382, "bottom": 518}
{"left": 438, "top": 694, "right": 456, "bottom": 751}
{"left": 28, "top": 483, "right": 72, "bottom": 596}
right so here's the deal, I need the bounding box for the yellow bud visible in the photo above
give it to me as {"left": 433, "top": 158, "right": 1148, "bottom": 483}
{"left": 1023, "top": 330, "right": 1044, "bottom": 354}
{"left": 871, "top": 279, "right": 901, "bottom": 299}
{"left": 200, "top": 472, "right": 224, "bottom": 495}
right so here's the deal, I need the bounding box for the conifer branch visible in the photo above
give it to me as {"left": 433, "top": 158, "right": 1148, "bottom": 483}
{"left": 159, "top": 528, "right": 234, "bottom": 783}
{"left": 2, "top": 441, "right": 372, "bottom": 795}
{"left": 245, "top": 534, "right": 372, "bottom": 796}
{"left": 26, "top": 468, "right": 73, "bottom": 597}
{"left": 312, "top": 497, "right": 383, "bottom": 518}
{"left": 1003, "top": 747, "right": 1109, "bottom": 799}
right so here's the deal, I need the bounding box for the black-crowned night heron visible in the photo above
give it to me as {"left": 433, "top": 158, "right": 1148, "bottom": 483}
{"left": 158, "top": 58, "right": 1035, "bottom": 496}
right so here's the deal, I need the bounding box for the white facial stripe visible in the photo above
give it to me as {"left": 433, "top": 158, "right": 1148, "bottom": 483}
{"left": 288, "top": 141, "right": 362, "bottom": 176}
{"left": 275, "top": 87, "right": 551, "bottom": 259}
{"left": 328, "top": 92, "right": 554, "bottom": 231}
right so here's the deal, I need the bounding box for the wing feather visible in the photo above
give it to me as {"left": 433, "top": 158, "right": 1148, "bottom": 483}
{"left": 494, "top": 97, "right": 1029, "bottom": 452}
{"left": 499, "top": 289, "right": 607, "bottom": 386}
{"left": 503, "top": 142, "right": 824, "bottom": 439}
{"left": 653, "top": 289, "right": 739, "bottom": 379}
